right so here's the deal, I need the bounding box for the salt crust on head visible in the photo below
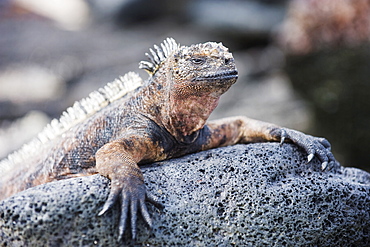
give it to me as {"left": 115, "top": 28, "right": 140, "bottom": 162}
{"left": 178, "top": 41, "right": 229, "bottom": 58}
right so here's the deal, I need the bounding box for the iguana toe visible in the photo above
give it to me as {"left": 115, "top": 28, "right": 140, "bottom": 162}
{"left": 98, "top": 183, "right": 121, "bottom": 216}
{"left": 129, "top": 197, "right": 138, "bottom": 240}
{"left": 118, "top": 193, "right": 129, "bottom": 241}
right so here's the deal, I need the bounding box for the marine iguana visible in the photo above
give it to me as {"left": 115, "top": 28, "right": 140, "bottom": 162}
{"left": 0, "top": 38, "right": 335, "bottom": 240}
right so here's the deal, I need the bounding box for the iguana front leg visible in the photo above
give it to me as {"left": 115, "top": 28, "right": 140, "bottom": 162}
{"left": 95, "top": 137, "right": 162, "bottom": 240}
{"left": 203, "top": 116, "right": 335, "bottom": 170}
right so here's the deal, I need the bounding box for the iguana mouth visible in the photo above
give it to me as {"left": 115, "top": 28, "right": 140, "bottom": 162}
{"left": 195, "top": 70, "right": 238, "bottom": 81}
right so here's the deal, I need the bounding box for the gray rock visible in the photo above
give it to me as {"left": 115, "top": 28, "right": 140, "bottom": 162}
{"left": 1, "top": 143, "right": 370, "bottom": 246}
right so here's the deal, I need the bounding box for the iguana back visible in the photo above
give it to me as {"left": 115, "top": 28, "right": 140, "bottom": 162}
{"left": 0, "top": 72, "right": 143, "bottom": 198}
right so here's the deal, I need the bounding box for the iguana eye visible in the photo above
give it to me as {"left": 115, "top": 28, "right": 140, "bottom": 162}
{"left": 191, "top": 57, "right": 205, "bottom": 65}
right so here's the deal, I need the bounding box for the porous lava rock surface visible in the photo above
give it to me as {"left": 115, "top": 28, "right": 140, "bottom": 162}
{"left": 1, "top": 143, "right": 370, "bottom": 246}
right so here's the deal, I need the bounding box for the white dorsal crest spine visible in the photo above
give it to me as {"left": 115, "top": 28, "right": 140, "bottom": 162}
{"left": 0, "top": 72, "right": 143, "bottom": 172}
{"left": 139, "top": 37, "right": 180, "bottom": 75}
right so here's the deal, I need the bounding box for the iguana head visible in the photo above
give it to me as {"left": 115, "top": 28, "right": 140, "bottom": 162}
{"left": 140, "top": 38, "right": 237, "bottom": 97}
{"left": 140, "top": 38, "right": 238, "bottom": 139}
{"left": 170, "top": 41, "right": 238, "bottom": 97}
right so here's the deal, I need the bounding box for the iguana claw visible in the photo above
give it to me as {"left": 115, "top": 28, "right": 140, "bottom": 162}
{"left": 321, "top": 161, "right": 328, "bottom": 171}
{"left": 307, "top": 153, "right": 314, "bottom": 163}
{"left": 279, "top": 128, "right": 286, "bottom": 146}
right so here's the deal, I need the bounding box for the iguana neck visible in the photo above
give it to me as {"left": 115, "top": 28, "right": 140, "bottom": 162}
{"left": 166, "top": 91, "right": 219, "bottom": 140}
{"left": 135, "top": 72, "right": 213, "bottom": 142}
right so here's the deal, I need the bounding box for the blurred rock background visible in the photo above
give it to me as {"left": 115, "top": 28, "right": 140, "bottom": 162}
{"left": 0, "top": 0, "right": 368, "bottom": 171}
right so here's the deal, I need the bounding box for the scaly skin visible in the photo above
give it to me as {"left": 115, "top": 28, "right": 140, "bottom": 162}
{"left": 0, "top": 39, "right": 336, "bottom": 240}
